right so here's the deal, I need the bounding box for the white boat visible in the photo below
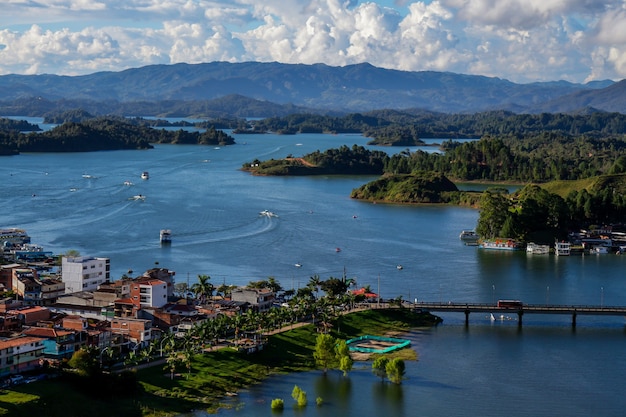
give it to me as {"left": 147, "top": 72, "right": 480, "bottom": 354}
{"left": 590, "top": 245, "right": 609, "bottom": 254}
{"left": 160, "top": 229, "right": 172, "bottom": 244}
{"left": 131, "top": 194, "right": 146, "bottom": 200}
{"left": 396, "top": 265, "right": 403, "bottom": 270}
{"left": 141, "top": 171, "right": 149, "bottom": 180}
{"left": 480, "top": 239, "right": 522, "bottom": 251}
{"left": 259, "top": 210, "right": 278, "bottom": 217}
{"left": 294, "top": 263, "right": 302, "bottom": 268}
{"left": 555, "top": 241, "right": 571, "bottom": 256}
{"left": 82, "top": 174, "right": 96, "bottom": 179}
{"left": 526, "top": 242, "right": 550, "bottom": 255}
{"left": 459, "top": 230, "right": 480, "bottom": 242}
{"left": 123, "top": 180, "right": 133, "bottom": 186}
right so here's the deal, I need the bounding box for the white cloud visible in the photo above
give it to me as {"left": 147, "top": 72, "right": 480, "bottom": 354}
{"left": 0, "top": 0, "right": 625, "bottom": 83}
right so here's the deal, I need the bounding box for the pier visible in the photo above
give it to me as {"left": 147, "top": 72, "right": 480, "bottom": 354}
{"left": 414, "top": 301, "right": 626, "bottom": 327}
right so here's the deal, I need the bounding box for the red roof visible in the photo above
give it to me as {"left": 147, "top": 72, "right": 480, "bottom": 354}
{"left": 351, "top": 288, "right": 378, "bottom": 298}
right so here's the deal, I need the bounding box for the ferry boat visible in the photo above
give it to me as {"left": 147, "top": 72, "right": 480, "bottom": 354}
{"left": 479, "top": 238, "right": 522, "bottom": 251}
{"left": 160, "top": 229, "right": 172, "bottom": 244}
{"left": 526, "top": 242, "right": 550, "bottom": 255}
{"left": 459, "top": 230, "right": 480, "bottom": 243}
{"left": 141, "top": 171, "right": 149, "bottom": 180}
{"left": 0, "top": 228, "right": 31, "bottom": 245}
{"left": 555, "top": 241, "right": 571, "bottom": 256}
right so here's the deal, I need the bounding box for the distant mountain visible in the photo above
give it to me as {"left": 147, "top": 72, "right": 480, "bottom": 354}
{"left": 0, "top": 62, "right": 622, "bottom": 115}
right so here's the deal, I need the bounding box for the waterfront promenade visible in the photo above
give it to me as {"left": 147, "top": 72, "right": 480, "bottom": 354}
{"left": 414, "top": 301, "right": 626, "bottom": 327}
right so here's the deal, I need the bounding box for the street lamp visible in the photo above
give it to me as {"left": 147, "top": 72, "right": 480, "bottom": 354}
{"left": 492, "top": 285, "right": 495, "bottom": 305}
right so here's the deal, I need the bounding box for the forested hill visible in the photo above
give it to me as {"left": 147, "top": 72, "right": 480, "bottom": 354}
{"left": 0, "top": 118, "right": 235, "bottom": 153}
{"left": 0, "top": 62, "right": 619, "bottom": 115}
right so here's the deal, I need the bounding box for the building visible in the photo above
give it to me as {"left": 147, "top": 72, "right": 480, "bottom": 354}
{"left": 0, "top": 336, "right": 44, "bottom": 377}
{"left": 61, "top": 256, "right": 110, "bottom": 294}
{"left": 7, "top": 306, "right": 51, "bottom": 325}
{"left": 110, "top": 318, "right": 153, "bottom": 346}
{"left": 231, "top": 287, "right": 275, "bottom": 313}
{"left": 21, "top": 327, "right": 77, "bottom": 361}
{"left": 130, "top": 277, "right": 168, "bottom": 309}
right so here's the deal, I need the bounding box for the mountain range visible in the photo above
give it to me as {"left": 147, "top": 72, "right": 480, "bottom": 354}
{"left": 0, "top": 62, "right": 623, "bottom": 116}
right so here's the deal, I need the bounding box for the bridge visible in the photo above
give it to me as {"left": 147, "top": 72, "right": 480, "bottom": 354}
{"left": 414, "top": 301, "right": 626, "bottom": 327}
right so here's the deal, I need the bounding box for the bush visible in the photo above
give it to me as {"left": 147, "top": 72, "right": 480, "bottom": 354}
{"left": 271, "top": 398, "right": 284, "bottom": 410}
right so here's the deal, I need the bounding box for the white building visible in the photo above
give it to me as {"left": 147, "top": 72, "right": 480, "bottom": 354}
{"left": 61, "top": 256, "right": 110, "bottom": 294}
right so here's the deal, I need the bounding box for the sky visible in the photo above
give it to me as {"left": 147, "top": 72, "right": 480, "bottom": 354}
{"left": 0, "top": 0, "right": 625, "bottom": 84}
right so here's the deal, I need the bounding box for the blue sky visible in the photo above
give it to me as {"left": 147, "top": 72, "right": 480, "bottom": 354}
{"left": 0, "top": 0, "right": 625, "bottom": 84}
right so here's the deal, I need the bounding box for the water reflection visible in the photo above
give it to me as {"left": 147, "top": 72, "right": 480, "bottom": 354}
{"left": 372, "top": 381, "right": 403, "bottom": 415}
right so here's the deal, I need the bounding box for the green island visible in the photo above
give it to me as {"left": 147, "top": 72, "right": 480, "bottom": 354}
{"left": 0, "top": 308, "right": 439, "bottom": 417}
{"left": 0, "top": 117, "right": 235, "bottom": 154}
{"left": 244, "top": 132, "right": 626, "bottom": 244}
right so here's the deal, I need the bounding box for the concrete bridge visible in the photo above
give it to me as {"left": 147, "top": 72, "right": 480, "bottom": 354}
{"left": 414, "top": 301, "right": 626, "bottom": 327}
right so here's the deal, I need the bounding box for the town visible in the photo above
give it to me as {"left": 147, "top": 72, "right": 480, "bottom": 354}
{"left": 0, "top": 227, "right": 295, "bottom": 384}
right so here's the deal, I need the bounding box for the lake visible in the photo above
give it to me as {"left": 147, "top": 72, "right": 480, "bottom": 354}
{"left": 1, "top": 122, "right": 625, "bottom": 416}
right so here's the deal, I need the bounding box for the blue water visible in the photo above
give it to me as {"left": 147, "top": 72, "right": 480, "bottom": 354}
{"left": 1, "top": 124, "right": 625, "bottom": 416}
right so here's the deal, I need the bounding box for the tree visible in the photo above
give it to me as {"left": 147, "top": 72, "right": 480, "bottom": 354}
{"left": 191, "top": 274, "right": 213, "bottom": 304}
{"left": 386, "top": 358, "right": 406, "bottom": 384}
{"left": 372, "top": 356, "right": 389, "bottom": 382}
{"left": 476, "top": 189, "right": 512, "bottom": 239}
{"left": 68, "top": 347, "right": 99, "bottom": 377}
{"left": 335, "top": 340, "right": 353, "bottom": 376}
{"left": 291, "top": 385, "right": 307, "bottom": 407}
{"left": 313, "top": 333, "right": 337, "bottom": 374}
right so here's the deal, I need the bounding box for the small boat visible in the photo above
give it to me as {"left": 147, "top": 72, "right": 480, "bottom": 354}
{"left": 526, "top": 242, "right": 550, "bottom": 255}
{"left": 259, "top": 210, "right": 278, "bottom": 218}
{"left": 490, "top": 313, "right": 496, "bottom": 321}
{"left": 82, "top": 174, "right": 95, "bottom": 179}
{"left": 141, "top": 171, "right": 149, "bottom": 180}
{"left": 459, "top": 230, "right": 480, "bottom": 242}
{"left": 335, "top": 247, "right": 341, "bottom": 252}
{"left": 123, "top": 180, "right": 133, "bottom": 186}
{"left": 396, "top": 265, "right": 403, "bottom": 270}
{"left": 160, "top": 229, "right": 172, "bottom": 244}
{"left": 294, "top": 263, "right": 302, "bottom": 268}
{"left": 352, "top": 215, "right": 358, "bottom": 219}
{"left": 131, "top": 194, "right": 145, "bottom": 200}
{"left": 591, "top": 245, "right": 609, "bottom": 254}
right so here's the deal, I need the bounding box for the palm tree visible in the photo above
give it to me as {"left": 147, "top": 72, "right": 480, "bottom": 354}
{"left": 191, "top": 274, "right": 214, "bottom": 304}
{"left": 308, "top": 274, "right": 322, "bottom": 299}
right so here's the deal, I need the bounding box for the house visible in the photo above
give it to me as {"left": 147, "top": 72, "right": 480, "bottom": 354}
{"left": 110, "top": 318, "right": 153, "bottom": 347}
{"left": 231, "top": 287, "right": 275, "bottom": 312}
{"left": 61, "top": 256, "right": 110, "bottom": 294}
{"left": 0, "top": 336, "right": 45, "bottom": 377}
{"left": 7, "top": 305, "right": 50, "bottom": 325}
{"left": 21, "top": 327, "right": 77, "bottom": 360}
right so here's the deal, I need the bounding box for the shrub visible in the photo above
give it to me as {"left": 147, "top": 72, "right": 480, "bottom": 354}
{"left": 271, "top": 398, "right": 284, "bottom": 410}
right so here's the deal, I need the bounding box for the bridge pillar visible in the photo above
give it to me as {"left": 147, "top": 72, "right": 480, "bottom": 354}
{"left": 464, "top": 310, "right": 470, "bottom": 326}
{"left": 517, "top": 310, "right": 523, "bottom": 327}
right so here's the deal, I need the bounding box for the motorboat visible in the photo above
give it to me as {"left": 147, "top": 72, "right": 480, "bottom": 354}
{"left": 141, "top": 171, "right": 149, "bottom": 180}
{"left": 396, "top": 265, "right": 403, "bottom": 270}
{"left": 335, "top": 247, "right": 341, "bottom": 252}
{"left": 526, "top": 242, "right": 550, "bottom": 255}
{"left": 459, "top": 230, "right": 480, "bottom": 242}
{"left": 123, "top": 180, "right": 133, "bottom": 186}
{"left": 590, "top": 245, "right": 609, "bottom": 254}
{"left": 294, "top": 263, "right": 302, "bottom": 268}
{"left": 259, "top": 210, "right": 278, "bottom": 218}
{"left": 131, "top": 194, "right": 146, "bottom": 200}
{"left": 160, "top": 229, "right": 172, "bottom": 244}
